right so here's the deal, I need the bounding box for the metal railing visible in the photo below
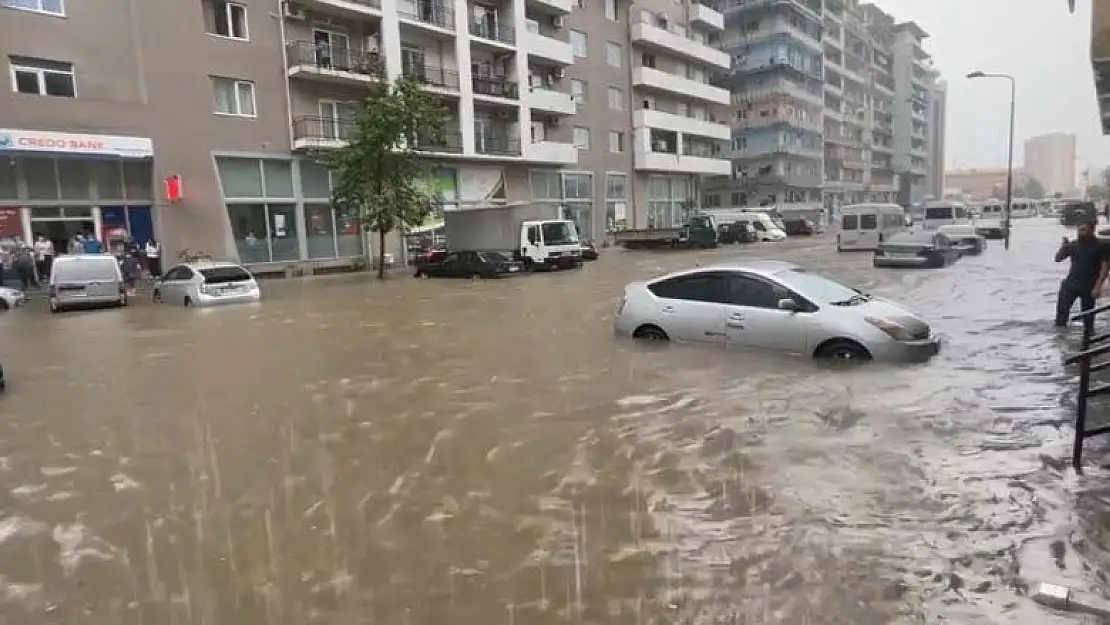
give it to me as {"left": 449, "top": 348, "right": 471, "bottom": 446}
{"left": 286, "top": 41, "right": 384, "bottom": 77}
{"left": 1063, "top": 302, "right": 1110, "bottom": 472}
{"left": 414, "top": 131, "right": 464, "bottom": 153}
{"left": 293, "top": 115, "right": 356, "bottom": 142}
{"left": 472, "top": 75, "right": 519, "bottom": 99}
{"left": 469, "top": 22, "right": 515, "bottom": 44}
{"left": 397, "top": 2, "right": 455, "bottom": 28}
{"left": 403, "top": 64, "right": 461, "bottom": 89}
{"left": 475, "top": 135, "right": 520, "bottom": 155}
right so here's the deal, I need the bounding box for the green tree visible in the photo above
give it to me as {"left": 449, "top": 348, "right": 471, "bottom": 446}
{"left": 1024, "top": 177, "right": 1046, "bottom": 199}
{"left": 315, "top": 77, "right": 447, "bottom": 279}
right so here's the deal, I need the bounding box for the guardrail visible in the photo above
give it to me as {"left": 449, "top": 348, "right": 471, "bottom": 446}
{"left": 1063, "top": 301, "right": 1110, "bottom": 472}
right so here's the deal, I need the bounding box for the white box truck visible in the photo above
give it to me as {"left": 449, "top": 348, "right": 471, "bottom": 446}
{"left": 444, "top": 202, "right": 583, "bottom": 270}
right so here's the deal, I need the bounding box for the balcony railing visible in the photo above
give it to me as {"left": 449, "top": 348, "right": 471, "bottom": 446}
{"left": 403, "top": 64, "right": 461, "bottom": 89}
{"left": 397, "top": 2, "right": 455, "bottom": 28}
{"left": 475, "top": 135, "right": 521, "bottom": 155}
{"left": 469, "top": 22, "right": 515, "bottom": 44}
{"left": 286, "top": 41, "right": 384, "bottom": 77}
{"left": 414, "top": 131, "right": 464, "bottom": 153}
{"left": 472, "top": 75, "right": 519, "bottom": 99}
{"left": 293, "top": 115, "right": 356, "bottom": 142}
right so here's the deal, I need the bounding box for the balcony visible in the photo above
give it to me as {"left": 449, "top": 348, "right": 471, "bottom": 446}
{"left": 739, "top": 80, "right": 824, "bottom": 107}
{"left": 525, "top": 86, "right": 576, "bottom": 115}
{"left": 397, "top": 0, "right": 455, "bottom": 32}
{"left": 475, "top": 135, "right": 522, "bottom": 156}
{"left": 635, "top": 149, "right": 731, "bottom": 174}
{"left": 633, "top": 66, "right": 729, "bottom": 105}
{"left": 413, "top": 130, "right": 465, "bottom": 154}
{"left": 743, "top": 22, "right": 822, "bottom": 52}
{"left": 738, "top": 142, "right": 822, "bottom": 160}
{"left": 286, "top": 42, "right": 384, "bottom": 86}
{"left": 527, "top": 140, "right": 577, "bottom": 164}
{"left": 403, "top": 64, "right": 461, "bottom": 92}
{"left": 523, "top": 22, "right": 573, "bottom": 64}
{"left": 634, "top": 109, "right": 730, "bottom": 140}
{"left": 738, "top": 112, "right": 821, "bottom": 133}
{"left": 525, "top": 0, "right": 571, "bottom": 14}
{"left": 630, "top": 19, "right": 730, "bottom": 70}
{"left": 725, "top": 0, "right": 822, "bottom": 21}
{"left": 472, "top": 75, "right": 519, "bottom": 100}
{"left": 690, "top": 2, "right": 724, "bottom": 32}
{"left": 292, "top": 115, "right": 354, "bottom": 150}
{"left": 297, "top": 0, "right": 382, "bottom": 19}
{"left": 469, "top": 22, "right": 516, "bottom": 48}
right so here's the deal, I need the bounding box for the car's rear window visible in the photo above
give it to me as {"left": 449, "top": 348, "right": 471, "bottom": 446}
{"left": 54, "top": 260, "right": 118, "bottom": 282}
{"left": 200, "top": 267, "right": 252, "bottom": 284}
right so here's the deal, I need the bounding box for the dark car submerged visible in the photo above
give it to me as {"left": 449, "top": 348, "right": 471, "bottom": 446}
{"left": 413, "top": 250, "right": 523, "bottom": 279}
{"left": 873, "top": 230, "right": 961, "bottom": 268}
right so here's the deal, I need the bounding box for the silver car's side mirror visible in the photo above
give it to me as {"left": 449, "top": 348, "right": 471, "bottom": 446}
{"left": 777, "top": 298, "right": 799, "bottom": 312}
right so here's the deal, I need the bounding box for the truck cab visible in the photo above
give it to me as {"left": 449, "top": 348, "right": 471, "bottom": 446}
{"left": 521, "top": 219, "right": 582, "bottom": 269}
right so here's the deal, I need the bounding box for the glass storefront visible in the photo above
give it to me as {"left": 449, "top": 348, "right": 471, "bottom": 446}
{"left": 648, "top": 175, "right": 694, "bottom": 228}
{"left": 529, "top": 169, "right": 596, "bottom": 239}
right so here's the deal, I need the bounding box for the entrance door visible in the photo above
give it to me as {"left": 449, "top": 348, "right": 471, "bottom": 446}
{"left": 319, "top": 100, "right": 358, "bottom": 140}
{"left": 39, "top": 220, "right": 95, "bottom": 255}
{"left": 401, "top": 45, "right": 427, "bottom": 82}
{"left": 313, "top": 29, "right": 351, "bottom": 70}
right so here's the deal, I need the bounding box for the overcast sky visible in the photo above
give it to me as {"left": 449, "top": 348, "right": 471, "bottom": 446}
{"left": 867, "top": 0, "right": 1107, "bottom": 176}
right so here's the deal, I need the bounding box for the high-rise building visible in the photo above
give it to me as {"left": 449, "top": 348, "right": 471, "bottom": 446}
{"left": 925, "top": 79, "right": 947, "bottom": 200}
{"left": 1023, "top": 132, "right": 1076, "bottom": 197}
{"left": 0, "top": 0, "right": 732, "bottom": 267}
{"left": 703, "top": 0, "right": 943, "bottom": 211}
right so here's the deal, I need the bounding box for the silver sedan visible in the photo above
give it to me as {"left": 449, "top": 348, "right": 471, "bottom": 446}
{"left": 613, "top": 260, "right": 941, "bottom": 362}
{"left": 153, "top": 262, "right": 261, "bottom": 307}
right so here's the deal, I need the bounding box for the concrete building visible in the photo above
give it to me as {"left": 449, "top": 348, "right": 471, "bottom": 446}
{"left": 945, "top": 167, "right": 1030, "bottom": 199}
{"left": 889, "top": 18, "right": 935, "bottom": 205}
{"left": 0, "top": 0, "right": 732, "bottom": 269}
{"left": 1023, "top": 132, "right": 1076, "bottom": 196}
{"left": 926, "top": 79, "right": 946, "bottom": 200}
{"left": 1090, "top": 0, "right": 1110, "bottom": 133}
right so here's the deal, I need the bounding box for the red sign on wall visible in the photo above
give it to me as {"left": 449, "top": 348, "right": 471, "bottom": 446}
{"left": 164, "top": 175, "right": 183, "bottom": 203}
{"left": 0, "top": 208, "right": 19, "bottom": 236}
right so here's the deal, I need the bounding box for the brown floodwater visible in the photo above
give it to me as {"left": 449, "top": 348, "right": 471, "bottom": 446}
{"left": 0, "top": 220, "right": 1107, "bottom": 624}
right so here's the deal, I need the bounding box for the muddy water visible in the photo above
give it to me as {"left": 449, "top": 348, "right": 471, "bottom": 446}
{"left": 0, "top": 220, "right": 1106, "bottom": 624}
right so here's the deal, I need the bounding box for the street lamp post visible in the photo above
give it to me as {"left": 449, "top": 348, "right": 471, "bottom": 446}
{"left": 967, "top": 71, "right": 1016, "bottom": 250}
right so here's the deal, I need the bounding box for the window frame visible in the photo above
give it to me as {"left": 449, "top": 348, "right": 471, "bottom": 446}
{"left": 608, "top": 131, "right": 624, "bottom": 154}
{"left": 725, "top": 272, "right": 793, "bottom": 310}
{"left": 605, "top": 41, "right": 623, "bottom": 68}
{"left": 570, "top": 30, "right": 588, "bottom": 58}
{"left": 209, "top": 0, "right": 249, "bottom": 41}
{"left": 572, "top": 126, "right": 590, "bottom": 151}
{"left": 212, "top": 77, "right": 257, "bottom": 117}
{"left": 9, "top": 59, "right": 75, "bottom": 97}
{"left": 648, "top": 271, "right": 729, "bottom": 304}
{"left": 607, "top": 86, "right": 624, "bottom": 111}
{"left": 2, "top": 0, "right": 65, "bottom": 16}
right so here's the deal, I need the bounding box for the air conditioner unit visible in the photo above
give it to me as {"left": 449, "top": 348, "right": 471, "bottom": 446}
{"left": 552, "top": 15, "right": 566, "bottom": 29}
{"left": 282, "top": 1, "right": 306, "bottom": 20}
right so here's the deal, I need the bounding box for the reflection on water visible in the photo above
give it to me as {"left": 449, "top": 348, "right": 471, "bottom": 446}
{"left": 0, "top": 220, "right": 1106, "bottom": 623}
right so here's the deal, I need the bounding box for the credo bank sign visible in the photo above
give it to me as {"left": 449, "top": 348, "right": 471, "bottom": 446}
{"left": 0, "top": 128, "right": 153, "bottom": 158}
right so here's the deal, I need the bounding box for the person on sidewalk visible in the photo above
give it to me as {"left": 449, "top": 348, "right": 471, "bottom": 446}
{"left": 12, "top": 246, "right": 36, "bottom": 291}
{"left": 145, "top": 239, "right": 162, "bottom": 278}
{"left": 1055, "top": 219, "right": 1110, "bottom": 334}
{"left": 32, "top": 234, "right": 53, "bottom": 282}
{"left": 83, "top": 234, "right": 103, "bottom": 254}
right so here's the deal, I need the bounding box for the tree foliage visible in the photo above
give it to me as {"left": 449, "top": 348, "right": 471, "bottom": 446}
{"left": 314, "top": 77, "right": 447, "bottom": 278}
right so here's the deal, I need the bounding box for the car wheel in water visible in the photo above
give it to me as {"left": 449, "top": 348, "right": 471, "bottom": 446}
{"left": 817, "top": 340, "right": 871, "bottom": 362}
{"left": 633, "top": 325, "right": 669, "bottom": 341}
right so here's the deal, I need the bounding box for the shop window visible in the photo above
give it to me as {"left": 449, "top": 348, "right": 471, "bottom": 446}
{"left": 23, "top": 157, "right": 58, "bottom": 200}
{"left": 304, "top": 203, "right": 337, "bottom": 259}
{"left": 57, "top": 158, "right": 90, "bottom": 200}
{"left": 227, "top": 203, "right": 269, "bottom": 263}
{"left": 0, "top": 158, "right": 16, "bottom": 200}
{"left": 336, "top": 204, "right": 362, "bottom": 257}
{"left": 122, "top": 160, "right": 153, "bottom": 200}
{"left": 529, "top": 170, "right": 560, "bottom": 200}
{"left": 217, "top": 157, "right": 263, "bottom": 198}
{"left": 267, "top": 204, "right": 299, "bottom": 261}
{"left": 90, "top": 160, "right": 123, "bottom": 200}
{"left": 300, "top": 160, "right": 332, "bottom": 199}
{"left": 262, "top": 160, "right": 294, "bottom": 198}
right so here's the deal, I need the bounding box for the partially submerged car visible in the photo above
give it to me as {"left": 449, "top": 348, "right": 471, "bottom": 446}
{"left": 154, "top": 262, "right": 261, "bottom": 307}
{"left": 414, "top": 250, "right": 523, "bottom": 279}
{"left": 873, "top": 230, "right": 961, "bottom": 269}
{"left": 938, "top": 224, "right": 987, "bottom": 256}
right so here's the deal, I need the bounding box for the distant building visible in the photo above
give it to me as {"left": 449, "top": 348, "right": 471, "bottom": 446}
{"left": 926, "top": 81, "right": 947, "bottom": 200}
{"left": 945, "top": 167, "right": 1030, "bottom": 198}
{"left": 1023, "top": 133, "right": 1077, "bottom": 196}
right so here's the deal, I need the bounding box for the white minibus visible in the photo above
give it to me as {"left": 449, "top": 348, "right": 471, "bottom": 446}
{"left": 1009, "top": 198, "right": 1035, "bottom": 219}
{"left": 837, "top": 203, "right": 906, "bottom": 251}
{"left": 920, "top": 201, "right": 970, "bottom": 229}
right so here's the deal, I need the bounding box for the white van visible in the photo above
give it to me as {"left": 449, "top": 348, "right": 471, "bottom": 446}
{"left": 975, "top": 200, "right": 1006, "bottom": 239}
{"left": 1009, "top": 198, "right": 1035, "bottom": 219}
{"left": 837, "top": 203, "right": 906, "bottom": 251}
{"left": 920, "top": 201, "right": 970, "bottom": 230}
{"left": 705, "top": 209, "right": 787, "bottom": 241}
{"left": 49, "top": 254, "right": 127, "bottom": 313}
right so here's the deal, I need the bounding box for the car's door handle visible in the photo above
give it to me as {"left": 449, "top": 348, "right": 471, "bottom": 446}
{"left": 661, "top": 305, "right": 675, "bottom": 313}
{"left": 729, "top": 313, "right": 745, "bottom": 321}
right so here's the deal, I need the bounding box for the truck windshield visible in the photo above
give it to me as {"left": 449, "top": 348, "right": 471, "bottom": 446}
{"left": 541, "top": 221, "right": 579, "bottom": 246}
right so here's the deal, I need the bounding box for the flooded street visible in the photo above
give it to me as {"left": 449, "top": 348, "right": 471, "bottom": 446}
{"left": 2, "top": 219, "right": 1109, "bottom": 624}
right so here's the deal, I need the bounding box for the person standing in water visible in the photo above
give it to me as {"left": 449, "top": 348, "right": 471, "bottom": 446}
{"left": 145, "top": 239, "right": 162, "bottom": 278}
{"left": 1055, "top": 219, "right": 1110, "bottom": 334}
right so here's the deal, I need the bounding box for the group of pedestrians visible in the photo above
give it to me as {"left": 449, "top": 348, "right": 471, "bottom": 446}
{"left": 0, "top": 233, "right": 162, "bottom": 292}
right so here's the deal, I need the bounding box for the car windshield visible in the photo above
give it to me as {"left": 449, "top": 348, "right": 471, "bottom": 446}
{"left": 200, "top": 266, "right": 253, "bottom": 284}
{"left": 773, "top": 268, "right": 861, "bottom": 305}
{"left": 885, "top": 231, "right": 934, "bottom": 245}
{"left": 541, "top": 221, "right": 579, "bottom": 246}
{"left": 54, "top": 260, "right": 117, "bottom": 282}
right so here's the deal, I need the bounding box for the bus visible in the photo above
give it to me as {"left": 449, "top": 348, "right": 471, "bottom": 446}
{"left": 921, "top": 201, "right": 971, "bottom": 229}
{"left": 837, "top": 204, "right": 906, "bottom": 251}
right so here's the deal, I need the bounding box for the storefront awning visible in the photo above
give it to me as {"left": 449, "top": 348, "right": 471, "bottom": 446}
{"left": 0, "top": 128, "right": 153, "bottom": 158}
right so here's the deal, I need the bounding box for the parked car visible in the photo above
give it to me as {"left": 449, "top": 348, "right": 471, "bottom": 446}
{"left": 0, "top": 287, "right": 26, "bottom": 310}
{"left": 580, "top": 240, "right": 600, "bottom": 261}
{"left": 413, "top": 248, "right": 449, "bottom": 265}
{"left": 48, "top": 254, "right": 128, "bottom": 314}
{"left": 153, "top": 261, "right": 261, "bottom": 307}
{"left": 938, "top": 224, "right": 986, "bottom": 256}
{"left": 783, "top": 218, "right": 818, "bottom": 236}
{"left": 413, "top": 250, "right": 523, "bottom": 279}
{"left": 613, "top": 260, "right": 940, "bottom": 362}
{"left": 717, "top": 221, "right": 758, "bottom": 244}
{"left": 873, "top": 230, "right": 961, "bottom": 268}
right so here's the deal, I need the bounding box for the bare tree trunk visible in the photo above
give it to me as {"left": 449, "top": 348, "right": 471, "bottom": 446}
{"left": 377, "top": 229, "right": 386, "bottom": 280}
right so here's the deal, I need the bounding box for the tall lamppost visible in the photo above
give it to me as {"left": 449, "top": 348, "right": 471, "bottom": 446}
{"left": 967, "top": 71, "right": 1016, "bottom": 250}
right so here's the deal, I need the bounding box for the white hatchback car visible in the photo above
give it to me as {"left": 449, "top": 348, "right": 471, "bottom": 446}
{"left": 614, "top": 260, "right": 941, "bottom": 362}
{"left": 153, "top": 261, "right": 261, "bottom": 307}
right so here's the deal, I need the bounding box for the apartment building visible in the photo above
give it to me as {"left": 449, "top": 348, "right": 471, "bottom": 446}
{"left": 889, "top": 18, "right": 935, "bottom": 205}
{"left": 0, "top": 0, "right": 731, "bottom": 268}
{"left": 926, "top": 79, "right": 947, "bottom": 199}
{"left": 703, "top": 0, "right": 943, "bottom": 211}
{"left": 1024, "top": 132, "right": 1077, "bottom": 197}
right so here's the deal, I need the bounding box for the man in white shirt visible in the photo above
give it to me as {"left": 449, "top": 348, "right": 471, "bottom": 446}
{"left": 145, "top": 239, "right": 162, "bottom": 278}
{"left": 32, "top": 234, "right": 54, "bottom": 282}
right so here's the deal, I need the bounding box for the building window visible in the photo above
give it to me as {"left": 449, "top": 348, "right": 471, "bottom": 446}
{"left": 570, "top": 30, "right": 588, "bottom": 57}
{"left": 529, "top": 170, "right": 562, "bottom": 200}
{"left": 607, "top": 86, "right": 624, "bottom": 111}
{"left": 605, "top": 173, "right": 627, "bottom": 230}
{"left": 648, "top": 175, "right": 693, "bottom": 228}
{"left": 642, "top": 53, "right": 656, "bottom": 68}
{"left": 573, "top": 127, "right": 590, "bottom": 150}
{"left": 9, "top": 56, "right": 74, "bottom": 97}
{"left": 212, "top": 76, "right": 256, "bottom": 116}
{"left": 605, "top": 42, "right": 623, "bottom": 68}
{"left": 604, "top": 0, "right": 617, "bottom": 20}
{"left": 207, "top": 0, "right": 248, "bottom": 40}
{"left": 2, "top": 0, "right": 63, "bottom": 15}
{"left": 570, "top": 79, "right": 585, "bottom": 107}
{"left": 608, "top": 131, "right": 624, "bottom": 153}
